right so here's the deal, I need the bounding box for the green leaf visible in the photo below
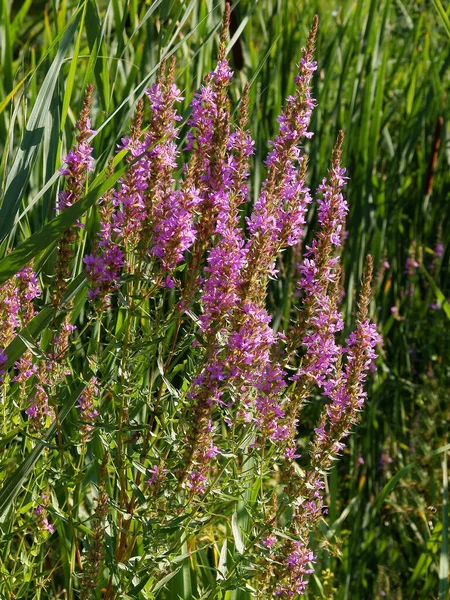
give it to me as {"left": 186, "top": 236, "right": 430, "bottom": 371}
{"left": 432, "top": 0, "right": 450, "bottom": 39}
{"left": 59, "top": 2, "right": 87, "bottom": 137}
{"left": 169, "top": 541, "right": 193, "bottom": 600}
{"left": 85, "top": 0, "right": 111, "bottom": 111}
{"left": 217, "top": 539, "right": 228, "bottom": 580}
{"left": 0, "top": 6, "right": 84, "bottom": 242}
{"left": 421, "top": 264, "right": 450, "bottom": 321}
{"left": 372, "top": 463, "right": 416, "bottom": 515}
{"left": 231, "top": 511, "right": 245, "bottom": 555}
{"left": 152, "top": 567, "right": 182, "bottom": 593}
{"left": 0, "top": 159, "right": 127, "bottom": 286}
{"left": 0, "top": 0, "right": 13, "bottom": 94}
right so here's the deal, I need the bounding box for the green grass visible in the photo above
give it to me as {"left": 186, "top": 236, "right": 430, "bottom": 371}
{"left": 0, "top": 0, "right": 449, "bottom": 598}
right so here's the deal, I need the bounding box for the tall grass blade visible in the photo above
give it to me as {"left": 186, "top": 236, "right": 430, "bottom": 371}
{"left": 0, "top": 6, "right": 83, "bottom": 242}
{"left": 432, "top": 0, "right": 450, "bottom": 39}
{"left": 0, "top": 160, "right": 127, "bottom": 284}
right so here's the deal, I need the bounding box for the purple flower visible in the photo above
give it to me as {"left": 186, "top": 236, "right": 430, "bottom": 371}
{"left": 113, "top": 133, "right": 150, "bottom": 247}
{"left": 182, "top": 53, "right": 235, "bottom": 266}
{"left": 310, "top": 258, "right": 378, "bottom": 469}
{"left": 295, "top": 133, "right": 347, "bottom": 389}
{"left": 16, "top": 267, "right": 41, "bottom": 303}
{"left": 144, "top": 65, "right": 194, "bottom": 268}
{"left": 100, "top": 63, "right": 196, "bottom": 275}
{"left": 404, "top": 244, "right": 419, "bottom": 277}
{"left": 0, "top": 265, "right": 41, "bottom": 385}
{"left": 54, "top": 85, "right": 95, "bottom": 305}
{"left": 275, "top": 542, "right": 315, "bottom": 596}
{"left": 34, "top": 494, "right": 55, "bottom": 534}
{"left": 84, "top": 245, "right": 124, "bottom": 301}
{"left": 243, "top": 33, "right": 317, "bottom": 303}
{"left": 186, "top": 470, "right": 207, "bottom": 495}
{"left": 42, "top": 517, "right": 55, "bottom": 535}
{"left": 199, "top": 92, "right": 254, "bottom": 333}
{"left": 263, "top": 535, "right": 277, "bottom": 549}
{"left": 26, "top": 383, "right": 54, "bottom": 425}
{"left": 57, "top": 141, "right": 94, "bottom": 211}
{"left": 379, "top": 453, "right": 393, "bottom": 469}
{"left": 57, "top": 86, "right": 95, "bottom": 214}
{"left": 145, "top": 465, "right": 167, "bottom": 488}
{"left": 0, "top": 278, "right": 20, "bottom": 347}
{"left": 152, "top": 187, "right": 200, "bottom": 271}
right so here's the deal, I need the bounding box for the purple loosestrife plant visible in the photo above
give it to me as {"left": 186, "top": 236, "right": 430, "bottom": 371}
{"left": 0, "top": 10, "right": 381, "bottom": 599}
{"left": 151, "top": 14, "right": 376, "bottom": 594}
{"left": 255, "top": 136, "right": 376, "bottom": 597}
{"left": 243, "top": 17, "right": 317, "bottom": 302}
{"left": 83, "top": 97, "right": 150, "bottom": 302}
{"left": 207, "top": 18, "right": 320, "bottom": 453}
{"left": 177, "top": 8, "right": 254, "bottom": 493}
{"left": 0, "top": 266, "right": 54, "bottom": 425}
{"left": 115, "top": 98, "right": 150, "bottom": 253}
{"left": 34, "top": 492, "right": 55, "bottom": 536}
{"left": 266, "top": 259, "right": 378, "bottom": 597}
{"left": 199, "top": 84, "right": 253, "bottom": 335}
{"left": 84, "top": 60, "right": 190, "bottom": 298}
{"left": 0, "top": 265, "right": 41, "bottom": 389}
{"left": 18, "top": 93, "right": 95, "bottom": 428}
{"left": 293, "top": 132, "right": 348, "bottom": 396}
{"left": 146, "top": 58, "right": 191, "bottom": 271}
{"left": 53, "top": 84, "right": 95, "bottom": 306}
{"left": 84, "top": 158, "right": 124, "bottom": 302}
{"left": 180, "top": 5, "right": 235, "bottom": 305}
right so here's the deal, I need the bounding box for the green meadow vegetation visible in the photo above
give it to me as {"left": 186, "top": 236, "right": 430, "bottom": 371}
{"left": 0, "top": 0, "right": 449, "bottom": 598}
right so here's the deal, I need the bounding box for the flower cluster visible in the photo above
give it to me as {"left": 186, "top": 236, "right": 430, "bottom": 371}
{"left": 0, "top": 262, "right": 77, "bottom": 430}
{"left": 274, "top": 542, "right": 315, "bottom": 597}
{"left": 54, "top": 84, "right": 95, "bottom": 306}
{"left": 295, "top": 131, "right": 347, "bottom": 390}
{"left": 0, "top": 265, "right": 41, "bottom": 386}
{"left": 34, "top": 493, "right": 55, "bottom": 535}
{"left": 84, "top": 60, "right": 189, "bottom": 299}
{"left": 199, "top": 85, "right": 254, "bottom": 334}
{"left": 0, "top": 10, "right": 381, "bottom": 599}
{"left": 243, "top": 17, "right": 317, "bottom": 300}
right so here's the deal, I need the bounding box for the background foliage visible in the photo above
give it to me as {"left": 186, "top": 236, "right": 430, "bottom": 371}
{"left": 0, "top": 0, "right": 449, "bottom": 598}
